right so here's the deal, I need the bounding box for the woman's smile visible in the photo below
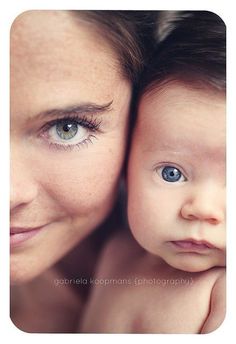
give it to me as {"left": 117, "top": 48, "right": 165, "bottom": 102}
{"left": 10, "top": 225, "right": 47, "bottom": 248}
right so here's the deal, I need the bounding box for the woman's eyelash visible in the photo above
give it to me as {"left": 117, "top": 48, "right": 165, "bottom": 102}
{"left": 39, "top": 114, "right": 102, "bottom": 151}
{"left": 47, "top": 135, "right": 97, "bottom": 151}
{"left": 41, "top": 114, "right": 102, "bottom": 133}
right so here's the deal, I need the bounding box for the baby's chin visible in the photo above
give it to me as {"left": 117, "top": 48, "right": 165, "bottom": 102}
{"left": 162, "top": 255, "right": 225, "bottom": 273}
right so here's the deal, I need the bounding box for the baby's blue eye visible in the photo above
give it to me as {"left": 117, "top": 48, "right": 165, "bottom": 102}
{"left": 159, "top": 166, "right": 187, "bottom": 183}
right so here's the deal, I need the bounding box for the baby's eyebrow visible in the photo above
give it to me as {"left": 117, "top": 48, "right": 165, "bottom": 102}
{"left": 144, "top": 143, "right": 226, "bottom": 161}
{"left": 35, "top": 100, "right": 113, "bottom": 120}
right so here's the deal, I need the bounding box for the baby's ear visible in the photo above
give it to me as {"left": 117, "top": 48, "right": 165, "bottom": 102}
{"left": 200, "top": 272, "right": 226, "bottom": 334}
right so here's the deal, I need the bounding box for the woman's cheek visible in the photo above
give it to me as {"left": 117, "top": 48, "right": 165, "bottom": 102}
{"left": 41, "top": 149, "right": 122, "bottom": 216}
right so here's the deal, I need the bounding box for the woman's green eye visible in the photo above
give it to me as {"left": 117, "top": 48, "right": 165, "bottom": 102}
{"left": 56, "top": 121, "right": 78, "bottom": 140}
{"left": 40, "top": 115, "right": 101, "bottom": 150}
{"left": 47, "top": 119, "right": 89, "bottom": 146}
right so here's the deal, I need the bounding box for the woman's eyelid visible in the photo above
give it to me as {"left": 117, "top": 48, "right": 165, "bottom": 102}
{"left": 37, "top": 113, "right": 102, "bottom": 151}
{"left": 47, "top": 135, "right": 97, "bottom": 151}
{"left": 40, "top": 113, "right": 102, "bottom": 133}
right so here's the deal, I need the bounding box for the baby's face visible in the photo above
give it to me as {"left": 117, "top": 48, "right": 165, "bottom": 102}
{"left": 128, "top": 82, "right": 225, "bottom": 272}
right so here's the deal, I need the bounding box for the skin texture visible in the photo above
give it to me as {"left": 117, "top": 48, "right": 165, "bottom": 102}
{"left": 128, "top": 82, "right": 226, "bottom": 273}
{"left": 80, "top": 82, "right": 226, "bottom": 333}
{"left": 10, "top": 10, "right": 131, "bottom": 284}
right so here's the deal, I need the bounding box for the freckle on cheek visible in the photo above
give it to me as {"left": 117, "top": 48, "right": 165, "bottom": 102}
{"left": 48, "top": 175, "right": 115, "bottom": 217}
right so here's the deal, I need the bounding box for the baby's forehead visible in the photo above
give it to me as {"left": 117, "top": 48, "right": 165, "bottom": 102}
{"left": 138, "top": 81, "right": 225, "bottom": 120}
{"left": 134, "top": 81, "right": 225, "bottom": 156}
{"left": 132, "top": 84, "right": 226, "bottom": 167}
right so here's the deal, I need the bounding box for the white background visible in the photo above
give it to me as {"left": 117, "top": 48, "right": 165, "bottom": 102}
{"left": 1, "top": 1, "right": 235, "bottom": 343}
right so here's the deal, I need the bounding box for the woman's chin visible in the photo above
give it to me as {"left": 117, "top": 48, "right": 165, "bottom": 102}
{"left": 10, "top": 255, "right": 51, "bottom": 285}
{"left": 11, "top": 266, "right": 41, "bottom": 285}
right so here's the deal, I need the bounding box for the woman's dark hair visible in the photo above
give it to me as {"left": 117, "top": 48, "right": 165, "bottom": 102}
{"left": 74, "top": 11, "right": 155, "bottom": 85}
{"left": 138, "top": 11, "right": 226, "bottom": 96}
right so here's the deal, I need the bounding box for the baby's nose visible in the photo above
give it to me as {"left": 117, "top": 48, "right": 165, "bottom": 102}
{"left": 180, "top": 186, "right": 225, "bottom": 225}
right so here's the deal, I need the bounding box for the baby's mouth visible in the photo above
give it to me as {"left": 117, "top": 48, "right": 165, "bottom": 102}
{"left": 170, "top": 239, "right": 215, "bottom": 251}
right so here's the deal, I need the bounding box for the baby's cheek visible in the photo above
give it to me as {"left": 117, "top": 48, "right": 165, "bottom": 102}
{"left": 128, "top": 182, "right": 170, "bottom": 239}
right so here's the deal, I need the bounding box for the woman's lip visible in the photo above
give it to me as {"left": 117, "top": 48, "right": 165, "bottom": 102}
{"left": 10, "top": 227, "right": 43, "bottom": 234}
{"left": 10, "top": 226, "right": 45, "bottom": 247}
{"left": 170, "top": 239, "right": 215, "bottom": 250}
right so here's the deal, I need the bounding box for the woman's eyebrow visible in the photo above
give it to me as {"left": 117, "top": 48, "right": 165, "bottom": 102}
{"left": 35, "top": 100, "right": 113, "bottom": 119}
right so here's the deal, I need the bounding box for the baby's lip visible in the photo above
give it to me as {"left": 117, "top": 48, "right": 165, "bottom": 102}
{"left": 170, "top": 239, "right": 216, "bottom": 250}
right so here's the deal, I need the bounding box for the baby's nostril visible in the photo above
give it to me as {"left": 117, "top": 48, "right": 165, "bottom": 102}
{"left": 209, "top": 218, "right": 218, "bottom": 225}
{"left": 187, "top": 214, "right": 196, "bottom": 220}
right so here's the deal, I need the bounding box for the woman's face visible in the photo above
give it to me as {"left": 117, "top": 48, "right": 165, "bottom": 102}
{"left": 10, "top": 11, "right": 131, "bottom": 283}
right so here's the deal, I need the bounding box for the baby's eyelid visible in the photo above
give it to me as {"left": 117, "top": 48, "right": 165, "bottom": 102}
{"left": 177, "top": 172, "right": 187, "bottom": 182}
{"left": 156, "top": 165, "right": 188, "bottom": 183}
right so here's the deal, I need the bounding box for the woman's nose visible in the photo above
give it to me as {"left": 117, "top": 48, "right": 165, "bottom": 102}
{"left": 10, "top": 149, "right": 38, "bottom": 211}
{"left": 180, "top": 186, "right": 225, "bottom": 225}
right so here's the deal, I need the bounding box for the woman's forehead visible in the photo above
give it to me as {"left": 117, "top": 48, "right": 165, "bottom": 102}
{"left": 10, "top": 10, "right": 128, "bottom": 120}
{"left": 11, "top": 11, "right": 118, "bottom": 80}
